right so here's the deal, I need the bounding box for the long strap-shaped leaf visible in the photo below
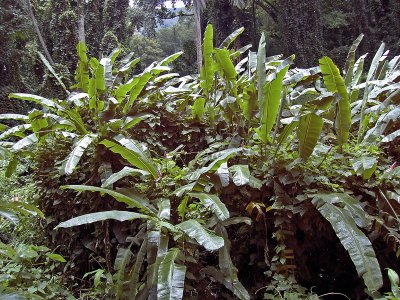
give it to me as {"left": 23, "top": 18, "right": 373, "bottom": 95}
{"left": 200, "top": 24, "right": 215, "bottom": 98}
{"left": 157, "top": 248, "right": 186, "bottom": 300}
{"left": 256, "top": 65, "right": 290, "bottom": 142}
{"left": 55, "top": 210, "right": 151, "bottom": 229}
{"left": 12, "top": 133, "right": 38, "bottom": 151}
{"left": 344, "top": 34, "right": 364, "bottom": 85}
{"left": 319, "top": 56, "right": 351, "bottom": 145}
{"left": 189, "top": 193, "right": 229, "bottom": 221}
{"left": 0, "top": 114, "right": 28, "bottom": 121}
{"left": 0, "top": 124, "right": 31, "bottom": 140}
{"left": 214, "top": 48, "right": 237, "bottom": 83}
{"left": 297, "top": 113, "right": 323, "bottom": 159}
{"left": 101, "top": 166, "right": 150, "bottom": 188}
{"left": 312, "top": 198, "right": 383, "bottom": 292}
{"left": 127, "top": 239, "right": 147, "bottom": 299}
{"left": 100, "top": 136, "right": 158, "bottom": 179}
{"left": 367, "top": 42, "right": 385, "bottom": 82}
{"left": 74, "top": 41, "right": 89, "bottom": 92}
{"left": 123, "top": 72, "right": 153, "bottom": 114}
{"left": 159, "top": 51, "right": 184, "bottom": 67}
{"left": 257, "top": 33, "right": 266, "bottom": 118}
{"left": 9, "top": 93, "right": 62, "bottom": 110}
{"left": 188, "top": 147, "right": 242, "bottom": 181}
{"left": 62, "top": 185, "right": 157, "bottom": 215}
{"left": 176, "top": 220, "right": 224, "bottom": 251}
{"left": 63, "top": 134, "right": 96, "bottom": 175}
{"left": 220, "top": 27, "right": 244, "bottom": 48}
{"left": 215, "top": 224, "right": 250, "bottom": 300}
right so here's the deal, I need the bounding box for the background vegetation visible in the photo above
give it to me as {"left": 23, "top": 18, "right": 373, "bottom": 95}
{"left": 0, "top": 0, "right": 400, "bottom": 299}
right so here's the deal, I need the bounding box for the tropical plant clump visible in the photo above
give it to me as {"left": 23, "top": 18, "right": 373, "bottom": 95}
{"left": 1, "top": 25, "right": 400, "bottom": 299}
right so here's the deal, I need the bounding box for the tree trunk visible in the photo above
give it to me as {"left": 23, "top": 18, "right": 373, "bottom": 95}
{"left": 25, "top": 0, "right": 55, "bottom": 65}
{"left": 77, "top": 0, "right": 86, "bottom": 43}
{"left": 194, "top": 0, "right": 204, "bottom": 72}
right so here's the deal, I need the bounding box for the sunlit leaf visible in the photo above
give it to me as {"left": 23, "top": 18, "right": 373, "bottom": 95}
{"left": 55, "top": 210, "right": 151, "bottom": 229}
{"left": 176, "top": 220, "right": 224, "bottom": 251}
{"left": 312, "top": 198, "right": 382, "bottom": 292}
{"left": 189, "top": 193, "right": 229, "bottom": 221}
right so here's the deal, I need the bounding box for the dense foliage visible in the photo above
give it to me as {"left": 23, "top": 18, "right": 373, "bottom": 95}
{"left": 0, "top": 19, "right": 399, "bottom": 300}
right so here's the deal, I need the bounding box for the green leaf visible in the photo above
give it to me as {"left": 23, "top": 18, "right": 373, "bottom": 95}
{"left": 388, "top": 268, "right": 400, "bottom": 298}
{"left": 108, "top": 48, "right": 121, "bottom": 64}
{"left": 157, "top": 248, "right": 186, "bottom": 300}
{"left": 367, "top": 42, "right": 385, "bottom": 81}
{"left": 123, "top": 113, "right": 153, "bottom": 130}
{"left": 176, "top": 220, "right": 224, "bottom": 251}
{"left": 352, "top": 54, "right": 367, "bottom": 87}
{"left": 319, "top": 56, "right": 351, "bottom": 144}
{"left": 256, "top": 65, "right": 289, "bottom": 142}
{"left": 63, "top": 134, "right": 96, "bottom": 175}
{"left": 0, "top": 124, "right": 30, "bottom": 140}
{"left": 62, "top": 185, "right": 157, "bottom": 215}
{"left": 0, "top": 209, "right": 18, "bottom": 225}
{"left": 192, "top": 97, "right": 206, "bottom": 121}
{"left": 312, "top": 193, "right": 370, "bottom": 228}
{"left": 100, "top": 136, "right": 158, "bottom": 179}
{"left": 101, "top": 166, "right": 150, "bottom": 188}
{"left": 55, "top": 210, "right": 151, "bottom": 229}
{"left": 277, "top": 121, "right": 298, "bottom": 145}
{"left": 297, "top": 113, "right": 323, "bottom": 159}
{"left": 214, "top": 48, "right": 237, "bottom": 81}
{"left": 382, "top": 129, "right": 400, "bottom": 143}
{"left": 363, "top": 107, "right": 400, "bottom": 143}
{"left": 95, "top": 61, "right": 106, "bottom": 91}
{"left": 114, "top": 77, "right": 138, "bottom": 103}
{"left": 189, "top": 193, "right": 229, "bottom": 221}
{"left": 215, "top": 224, "right": 250, "bottom": 300}
{"left": 217, "top": 162, "right": 229, "bottom": 187}
{"left": 74, "top": 41, "right": 89, "bottom": 92}
{"left": 62, "top": 109, "right": 88, "bottom": 135}
{"left": 344, "top": 34, "right": 364, "bottom": 85}
{"left": 123, "top": 72, "right": 153, "bottom": 113}
{"left": 9, "top": 93, "right": 62, "bottom": 110}
{"left": 46, "top": 253, "right": 66, "bottom": 262}
{"left": 5, "top": 158, "right": 18, "bottom": 178}
{"left": 351, "top": 156, "right": 377, "bottom": 180}
{"left": 38, "top": 52, "right": 68, "bottom": 93}
{"left": 189, "top": 148, "right": 242, "bottom": 181}
{"left": 12, "top": 134, "right": 38, "bottom": 151}
{"left": 159, "top": 51, "right": 184, "bottom": 66}
{"left": 257, "top": 33, "right": 266, "bottom": 119}
{"left": 127, "top": 239, "right": 147, "bottom": 299}
{"left": 100, "top": 57, "right": 113, "bottom": 88}
{"left": 157, "top": 198, "right": 171, "bottom": 220}
{"left": 200, "top": 24, "right": 215, "bottom": 97}
{"left": 0, "top": 114, "right": 28, "bottom": 121}
{"left": 222, "top": 217, "right": 252, "bottom": 227}
{"left": 228, "top": 165, "right": 250, "bottom": 186}
{"left": 220, "top": 27, "right": 244, "bottom": 48}
{"left": 0, "top": 201, "right": 44, "bottom": 219}
{"left": 118, "top": 57, "right": 140, "bottom": 74}
{"left": 312, "top": 198, "right": 382, "bottom": 292}
{"left": 240, "top": 83, "right": 257, "bottom": 121}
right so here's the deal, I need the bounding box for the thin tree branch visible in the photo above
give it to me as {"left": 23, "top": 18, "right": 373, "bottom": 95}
{"left": 25, "top": 0, "right": 55, "bottom": 65}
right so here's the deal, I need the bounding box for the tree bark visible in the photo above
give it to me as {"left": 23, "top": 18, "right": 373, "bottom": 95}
{"left": 77, "top": 0, "right": 86, "bottom": 43}
{"left": 25, "top": 0, "right": 55, "bottom": 65}
{"left": 194, "top": 0, "right": 204, "bottom": 72}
